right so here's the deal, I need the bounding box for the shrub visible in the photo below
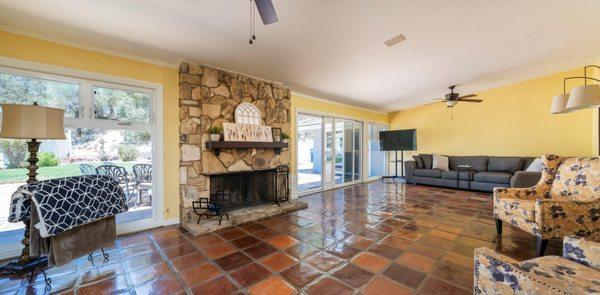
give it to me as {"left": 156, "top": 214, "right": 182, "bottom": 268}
{"left": 124, "top": 130, "right": 151, "bottom": 144}
{"left": 0, "top": 139, "right": 28, "bottom": 168}
{"left": 38, "top": 152, "right": 60, "bottom": 167}
{"left": 118, "top": 144, "right": 139, "bottom": 162}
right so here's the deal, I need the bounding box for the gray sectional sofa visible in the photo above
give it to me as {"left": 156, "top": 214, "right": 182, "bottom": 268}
{"left": 405, "top": 154, "right": 541, "bottom": 192}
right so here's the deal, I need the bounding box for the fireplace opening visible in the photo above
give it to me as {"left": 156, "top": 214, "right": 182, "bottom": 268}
{"left": 208, "top": 167, "right": 289, "bottom": 212}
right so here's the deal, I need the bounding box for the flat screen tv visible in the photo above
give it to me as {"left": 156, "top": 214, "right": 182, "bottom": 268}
{"left": 379, "top": 129, "right": 417, "bottom": 151}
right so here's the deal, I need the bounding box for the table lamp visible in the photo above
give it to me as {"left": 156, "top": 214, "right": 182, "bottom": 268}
{"left": 0, "top": 102, "right": 65, "bottom": 274}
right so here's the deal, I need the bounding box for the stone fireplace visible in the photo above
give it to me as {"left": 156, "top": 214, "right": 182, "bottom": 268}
{"left": 178, "top": 62, "right": 302, "bottom": 234}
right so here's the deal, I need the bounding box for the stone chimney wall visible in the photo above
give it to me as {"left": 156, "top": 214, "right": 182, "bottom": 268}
{"left": 178, "top": 62, "right": 291, "bottom": 224}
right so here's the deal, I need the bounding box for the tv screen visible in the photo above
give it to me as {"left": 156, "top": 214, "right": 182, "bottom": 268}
{"left": 379, "top": 129, "right": 417, "bottom": 151}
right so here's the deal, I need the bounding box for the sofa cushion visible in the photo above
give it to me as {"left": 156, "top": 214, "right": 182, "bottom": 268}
{"left": 412, "top": 155, "right": 424, "bottom": 169}
{"left": 523, "top": 157, "right": 538, "bottom": 170}
{"left": 441, "top": 170, "right": 476, "bottom": 180}
{"left": 448, "top": 156, "right": 488, "bottom": 172}
{"left": 525, "top": 158, "right": 543, "bottom": 172}
{"left": 473, "top": 171, "right": 512, "bottom": 184}
{"left": 419, "top": 154, "right": 433, "bottom": 169}
{"left": 488, "top": 156, "right": 524, "bottom": 173}
{"left": 549, "top": 157, "right": 600, "bottom": 201}
{"left": 413, "top": 169, "right": 441, "bottom": 178}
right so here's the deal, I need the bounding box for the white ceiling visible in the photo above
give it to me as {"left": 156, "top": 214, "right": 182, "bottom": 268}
{"left": 1, "top": 0, "right": 600, "bottom": 112}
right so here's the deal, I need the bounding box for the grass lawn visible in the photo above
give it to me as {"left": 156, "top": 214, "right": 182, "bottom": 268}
{"left": 0, "top": 162, "right": 139, "bottom": 184}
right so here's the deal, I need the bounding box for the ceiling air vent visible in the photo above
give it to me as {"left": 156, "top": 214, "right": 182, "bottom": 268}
{"left": 384, "top": 34, "right": 407, "bottom": 47}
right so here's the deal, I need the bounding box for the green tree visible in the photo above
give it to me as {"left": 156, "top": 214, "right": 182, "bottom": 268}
{"left": 0, "top": 139, "right": 28, "bottom": 168}
{"left": 0, "top": 73, "right": 78, "bottom": 116}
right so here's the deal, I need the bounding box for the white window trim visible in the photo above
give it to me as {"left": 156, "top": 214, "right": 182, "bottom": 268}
{"left": 0, "top": 56, "right": 170, "bottom": 259}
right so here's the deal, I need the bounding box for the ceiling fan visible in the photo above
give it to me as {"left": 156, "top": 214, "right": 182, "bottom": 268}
{"left": 429, "top": 85, "right": 483, "bottom": 108}
{"left": 248, "top": 0, "right": 278, "bottom": 44}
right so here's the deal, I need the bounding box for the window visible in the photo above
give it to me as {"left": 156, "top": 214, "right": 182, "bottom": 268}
{"left": 368, "top": 123, "right": 387, "bottom": 178}
{"left": 0, "top": 72, "right": 79, "bottom": 117}
{"left": 0, "top": 65, "right": 159, "bottom": 253}
{"left": 94, "top": 86, "right": 151, "bottom": 123}
{"left": 235, "top": 102, "right": 261, "bottom": 125}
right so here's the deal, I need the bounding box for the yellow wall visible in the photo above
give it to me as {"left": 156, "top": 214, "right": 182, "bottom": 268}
{"left": 389, "top": 68, "right": 596, "bottom": 157}
{"left": 0, "top": 30, "right": 181, "bottom": 219}
{"left": 290, "top": 93, "right": 389, "bottom": 173}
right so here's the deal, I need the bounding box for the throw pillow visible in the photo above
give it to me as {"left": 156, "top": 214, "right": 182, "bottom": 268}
{"left": 526, "top": 158, "right": 543, "bottom": 172}
{"left": 432, "top": 154, "right": 449, "bottom": 171}
{"left": 419, "top": 154, "right": 433, "bottom": 169}
{"left": 412, "top": 155, "right": 424, "bottom": 169}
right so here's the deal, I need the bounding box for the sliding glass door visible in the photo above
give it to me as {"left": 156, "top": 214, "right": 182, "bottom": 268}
{"left": 368, "top": 123, "right": 387, "bottom": 179}
{"left": 297, "top": 113, "right": 364, "bottom": 194}
{"left": 296, "top": 114, "right": 323, "bottom": 192}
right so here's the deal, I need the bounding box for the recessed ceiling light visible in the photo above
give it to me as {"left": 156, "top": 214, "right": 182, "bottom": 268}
{"left": 384, "top": 34, "right": 407, "bottom": 47}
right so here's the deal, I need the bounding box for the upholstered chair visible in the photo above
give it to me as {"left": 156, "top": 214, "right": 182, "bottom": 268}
{"left": 474, "top": 236, "right": 600, "bottom": 294}
{"left": 493, "top": 154, "right": 599, "bottom": 256}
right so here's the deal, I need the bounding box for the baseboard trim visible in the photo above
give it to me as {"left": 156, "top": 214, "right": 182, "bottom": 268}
{"left": 117, "top": 217, "right": 180, "bottom": 235}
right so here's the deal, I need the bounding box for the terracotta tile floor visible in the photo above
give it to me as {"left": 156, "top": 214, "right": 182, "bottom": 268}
{"left": 0, "top": 181, "right": 561, "bottom": 294}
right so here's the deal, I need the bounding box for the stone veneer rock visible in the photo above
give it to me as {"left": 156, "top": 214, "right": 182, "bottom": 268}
{"left": 178, "top": 62, "right": 292, "bottom": 227}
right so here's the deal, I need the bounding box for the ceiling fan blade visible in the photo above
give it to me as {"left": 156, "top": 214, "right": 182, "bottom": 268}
{"left": 424, "top": 101, "right": 445, "bottom": 106}
{"left": 457, "top": 94, "right": 477, "bottom": 99}
{"left": 254, "top": 0, "right": 278, "bottom": 25}
{"left": 457, "top": 98, "right": 483, "bottom": 103}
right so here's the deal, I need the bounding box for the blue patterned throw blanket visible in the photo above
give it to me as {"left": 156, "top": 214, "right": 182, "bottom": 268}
{"left": 8, "top": 175, "right": 128, "bottom": 237}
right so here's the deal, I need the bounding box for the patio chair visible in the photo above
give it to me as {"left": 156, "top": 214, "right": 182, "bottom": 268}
{"left": 132, "top": 164, "right": 152, "bottom": 205}
{"left": 79, "top": 164, "right": 97, "bottom": 175}
{"left": 96, "top": 165, "right": 137, "bottom": 205}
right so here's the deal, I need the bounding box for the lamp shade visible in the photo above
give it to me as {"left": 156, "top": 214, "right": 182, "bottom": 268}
{"left": 550, "top": 93, "right": 572, "bottom": 114}
{"left": 0, "top": 104, "right": 66, "bottom": 140}
{"left": 566, "top": 84, "right": 600, "bottom": 111}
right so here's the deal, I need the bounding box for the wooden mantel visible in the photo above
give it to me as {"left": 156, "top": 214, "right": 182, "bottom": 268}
{"left": 205, "top": 141, "right": 288, "bottom": 156}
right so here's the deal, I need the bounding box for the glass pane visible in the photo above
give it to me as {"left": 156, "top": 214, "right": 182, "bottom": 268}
{"left": 94, "top": 86, "right": 151, "bottom": 123}
{"left": 368, "top": 123, "right": 386, "bottom": 177}
{"left": 343, "top": 121, "right": 354, "bottom": 184}
{"left": 0, "top": 72, "right": 79, "bottom": 117}
{"left": 324, "top": 117, "right": 333, "bottom": 189}
{"left": 297, "top": 114, "right": 323, "bottom": 192}
{"left": 353, "top": 121, "right": 362, "bottom": 181}
{"left": 334, "top": 119, "right": 344, "bottom": 185}
{"left": 0, "top": 128, "right": 153, "bottom": 244}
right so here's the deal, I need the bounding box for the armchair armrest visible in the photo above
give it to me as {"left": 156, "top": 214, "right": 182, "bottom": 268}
{"left": 535, "top": 198, "right": 600, "bottom": 240}
{"left": 404, "top": 160, "right": 416, "bottom": 183}
{"left": 563, "top": 236, "right": 600, "bottom": 270}
{"left": 493, "top": 187, "right": 538, "bottom": 200}
{"left": 474, "top": 247, "right": 558, "bottom": 294}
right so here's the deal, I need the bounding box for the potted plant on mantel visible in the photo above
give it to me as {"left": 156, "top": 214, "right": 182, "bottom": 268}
{"left": 208, "top": 126, "right": 222, "bottom": 141}
{"left": 281, "top": 132, "right": 289, "bottom": 144}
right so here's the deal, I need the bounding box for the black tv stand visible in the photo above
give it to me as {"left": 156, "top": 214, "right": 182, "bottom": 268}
{"left": 382, "top": 150, "right": 405, "bottom": 182}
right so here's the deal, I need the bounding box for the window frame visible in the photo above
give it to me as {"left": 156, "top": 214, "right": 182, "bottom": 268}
{"left": 0, "top": 56, "right": 167, "bottom": 260}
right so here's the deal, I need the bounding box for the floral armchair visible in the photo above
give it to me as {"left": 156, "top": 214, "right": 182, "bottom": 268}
{"left": 474, "top": 236, "right": 600, "bottom": 294}
{"left": 493, "top": 155, "right": 599, "bottom": 256}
